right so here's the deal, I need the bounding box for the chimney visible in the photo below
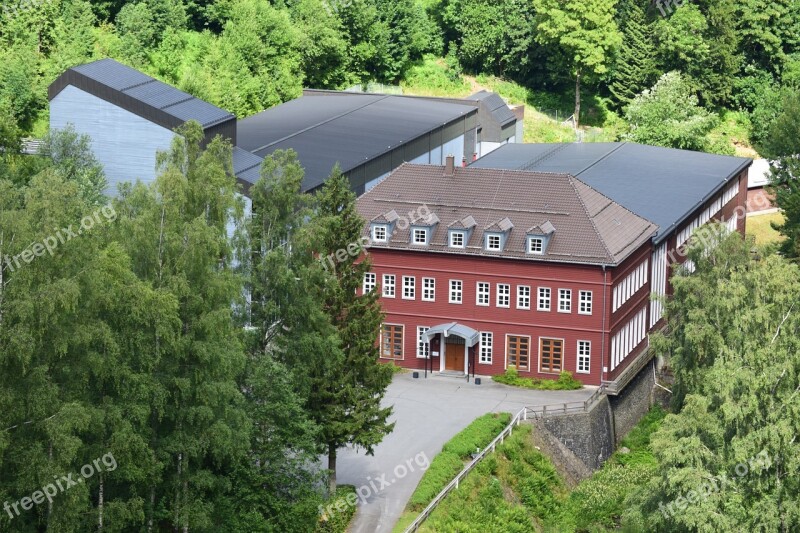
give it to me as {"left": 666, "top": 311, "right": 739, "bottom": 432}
{"left": 444, "top": 154, "right": 455, "bottom": 176}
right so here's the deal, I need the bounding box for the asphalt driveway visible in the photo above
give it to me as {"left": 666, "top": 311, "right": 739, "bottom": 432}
{"left": 333, "top": 373, "right": 595, "bottom": 533}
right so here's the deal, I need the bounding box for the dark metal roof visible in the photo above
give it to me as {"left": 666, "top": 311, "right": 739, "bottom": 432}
{"left": 237, "top": 92, "right": 477, "bottom": 191}
{"left": 49, "top": 59, "right": 235, "bottom": 130}
{"left": 232, "top": 147, "right": 263, "bottom": 192}
{"left": 471, "top": 143, "right": 752, "bottom": 243}
{"left": 357, "top": 163, "right": 658, "bottom": 266}
{"left": 468, "top": 90, "right": 516, "bottom": 127}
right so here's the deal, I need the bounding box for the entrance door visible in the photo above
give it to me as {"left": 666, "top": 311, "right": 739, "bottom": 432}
{"left": 445, "top": 342, "right": 464, "bottom": 371}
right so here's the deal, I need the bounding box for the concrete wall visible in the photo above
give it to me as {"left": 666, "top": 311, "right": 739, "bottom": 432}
{"left": 533, "top": 396, "right": 615, "bottom": 470}
{"left": 50, "top": 85, "right": 176, "bottom": 195}
{"left": 531, "top": 360, "right": 658, "bottom": 471}
{"left": 608, "top": 359, "right": 656, "bottom": 444}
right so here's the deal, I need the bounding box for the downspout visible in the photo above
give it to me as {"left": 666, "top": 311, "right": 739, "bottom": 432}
{"left": 601, "top": 265, "right": 608, "bottom": 385}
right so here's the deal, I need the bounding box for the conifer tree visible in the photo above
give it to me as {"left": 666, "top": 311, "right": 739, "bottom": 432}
{"left": 313, "top": 169, "right": 394, "bottom": 494}
{"left": 609, "top": 0, "right": 657, "bottom": 109}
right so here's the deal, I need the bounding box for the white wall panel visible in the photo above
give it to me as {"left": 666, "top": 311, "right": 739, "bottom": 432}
{"left": 50, "top": 85, "right": 176, "bottom": 195}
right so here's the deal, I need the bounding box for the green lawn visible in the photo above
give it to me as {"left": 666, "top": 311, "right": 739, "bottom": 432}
{"left": 747, "top": 212, "right": 785, "bottom": 246}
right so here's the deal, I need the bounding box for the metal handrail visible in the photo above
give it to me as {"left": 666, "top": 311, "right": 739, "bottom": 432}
{"left": 403, "top": 407, "right": 528, "bottom": 532}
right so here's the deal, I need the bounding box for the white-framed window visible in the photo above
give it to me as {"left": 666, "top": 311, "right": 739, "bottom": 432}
{"left": 558, "top": 289, "right": 572, "bottom": 313}
{"left": 372, "top": 225, "right": 388, "bottom": 242}
{"left": 496, "top": 283, "right": 510, "bottom": 308}
{"left": 479, "top": 332, "right": 493, "bottom": 364}
{"left": 422, "top": 277, "right": 435, "bottom": 301}
{"left": 417, "top": 326, "right": 430, "bottom": 358}
{"left": 517, "top": 285, "right": 531, "bottom": 309}
{"left": 486, "top": 234, "right": 502, "bottom": 251}
{"left": 412, "top": 228, "right": 428, "bottom": 245}
{"left": 382, "top": 274, "right": 395, "bottom": 298}
{"left": 577, "top": 340, "right": 591, "bottom": 374}
{"left": 476, "top": 282, "right": 490, "bottom": 306}
{"left": 403, "top": 276, "right": 415, "bottom": 300}
{"left": 363, "top": 273, "right": 376, "bottom": 293}
{"left": 449, "top": 280, "right": 463, "bottom": 304}
{"left": 579, "top": 290, "right": 592, "bottom": 315}
{"left": 528, "top": 237, "right": 544, "bottom": 254}
{"left": 449, "top": 231, "right": 465, "bottom": 248}
{"left": 538, "top": 287, "right": 551, "bottom": 311}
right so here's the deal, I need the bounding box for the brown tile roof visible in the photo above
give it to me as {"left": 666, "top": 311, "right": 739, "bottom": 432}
{"left": 356, "top": 163, "right": 659, "bottom": 266}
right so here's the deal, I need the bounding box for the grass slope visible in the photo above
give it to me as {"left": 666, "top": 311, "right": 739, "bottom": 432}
{"left": 396, "top": 406, "right": 667, "bottom": 532}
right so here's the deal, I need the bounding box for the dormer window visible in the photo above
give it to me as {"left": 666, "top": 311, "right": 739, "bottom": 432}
{"left": 486, "top": 234, "right": 503, "bottom": 251}
{"left": 372, "top": 225, "right": 388, "bottom": 242}
{"left": 528, "top": 237, "right": 544, "bottom": 254}
{"left": 412, "top": 228, "right": 428, "bottom": 245}
{"left": 450, "top": 231, "right": 465, "bottom": 248}
{"left": 526, "top": 220, "right": 555, "bottom": 256}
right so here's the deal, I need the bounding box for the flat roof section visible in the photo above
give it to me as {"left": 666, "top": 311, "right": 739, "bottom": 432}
{"left": 472, "top": 143, "right": 752, "bottom": 243}
{"left": 237, "top": 93, "right": 477, "bottom": 191}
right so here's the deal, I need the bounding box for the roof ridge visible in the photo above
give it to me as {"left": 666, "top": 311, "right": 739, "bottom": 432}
{"left": 572, "top": 142, "right": 626, "bottom": 177}
{"left": 568, "top": 176, "right": 615, "bottom": 264}
{"left": 520, "top": 143, "right": 570, "bottom": 171}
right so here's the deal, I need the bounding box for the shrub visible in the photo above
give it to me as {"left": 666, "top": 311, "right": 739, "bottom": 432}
{"left": 316, "top": 485, "right": 358, "bottom": 533}
{"left": 406, "top": 412, "right": 511, "bottom": 511}
{"left": 493, "top": 369, "right": 583, "bottom": 390}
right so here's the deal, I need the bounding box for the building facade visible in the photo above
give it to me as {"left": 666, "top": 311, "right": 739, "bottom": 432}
{"left": 357, "top": 149, "right": 751, "bottom": 390}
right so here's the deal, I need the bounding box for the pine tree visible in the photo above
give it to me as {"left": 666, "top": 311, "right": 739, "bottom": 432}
{"left": 609, "top": 0, "right": 657, "bottom": 109}
{"left": 313, "top": 170, "right": 394, "bottom": 494}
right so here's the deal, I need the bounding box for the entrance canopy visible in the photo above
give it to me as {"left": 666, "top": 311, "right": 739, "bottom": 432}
{"left": 424, "top": 322, "right": 480, "bottom": 347}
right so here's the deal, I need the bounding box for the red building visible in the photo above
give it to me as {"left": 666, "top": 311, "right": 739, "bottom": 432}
{"left": 357, "top": 144, "right": 751, "bottom": 391}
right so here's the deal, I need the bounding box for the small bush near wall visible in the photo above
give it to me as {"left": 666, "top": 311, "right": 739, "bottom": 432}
{"left": 493, "top": 368, "right": 583, "bottom": 390}
{"left": 316, "top": 485, "right": 358, "bottom": 533}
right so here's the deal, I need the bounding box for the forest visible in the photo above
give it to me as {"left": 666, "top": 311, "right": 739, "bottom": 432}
{"left": 2, "top": 0, "right": 800, "bottom": 531}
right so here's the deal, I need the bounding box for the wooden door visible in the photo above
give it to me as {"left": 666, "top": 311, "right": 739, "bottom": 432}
{"left": 445, "top": 342, "right": 464, "bottom": 371}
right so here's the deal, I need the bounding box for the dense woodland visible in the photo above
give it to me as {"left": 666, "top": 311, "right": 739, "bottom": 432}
{"left": 2, "top": 0, "right": 800, "bottom": 531}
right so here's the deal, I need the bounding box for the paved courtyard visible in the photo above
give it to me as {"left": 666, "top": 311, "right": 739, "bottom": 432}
{"left": 334, "top": 373, "right": 595, "bottom": 533}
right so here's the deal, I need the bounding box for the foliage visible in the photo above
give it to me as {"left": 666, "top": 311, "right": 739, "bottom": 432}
{"left": 624, "top": 72, "right": 729, "bottom": 153}
{"left": 315, "top": 485, "right": 357, "bottom": 533}
{"left": 493, "top": 367, "right": 583, "bottom": 390}
{"left": 405, "top": 412, "right": 510, "bottom": 511}
{"left": 625, "top": 230, "right": 800, "bottom": 531}
{"left": 532, "top": 0, "right": 622, "bottom": 123}
{"left": 400, "top": 54, "right": 471, "bottom": 97}
{"left": 417, "top": 425, "right": 564, "bottom": 532}
{"left": 609, "top": 0, "right": 657, "bottom": 109}
{"left": 312, "top": 170, "right": 395, "bottom": 493}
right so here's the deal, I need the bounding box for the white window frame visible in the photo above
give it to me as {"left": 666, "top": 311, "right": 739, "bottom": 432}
{"left": 372, "top": 225, "right": 388, "bottom": 243}
{"left": 577, "top": 340, "right": 591, "bottom": 374}
{"left": 479, "top": 332, "right": 493, "bottom": 364}
{"left": 486, "top": 233, "right": 502, "bottom": 251}
{"left": 412, "top": 228, "right": 428, "bottom": 245}
{"left": 382, "top": 274, "right": 395, "bottom": 298}
{"left": 417, "top": 326, "right": 430, "bottom": 358}
{"left": 517, "top": 285, "right": 531, "bottom": 310}
{"left": 558, "top": 288, "right": 572, "bottom": 313}
{"left": 363, "top": 272, "right": 376, "bottom": 293}
{"left": 449, "top": 280, "right": 463, "bottom": 304}
{"left": 496, "top": 283, "right": 510, "bottom": 308}
{"left": 449, "top": 231, "right": 465, "bottom": 248}
{"left": 528, "top": 237, "right": 544, "bottom": 254}
{"left": 476, "top": 282, "right": 490, "bottom": 306}
{"left": 538, "top": 287, "right": 551, "bottom": 311}
{"left": 402, "top": 276, "right": 415, "bottom": 300}
{"left": 579, "top": 290, "right": 592, "bottom": 315}
{"left": 422, "top": 277, "right": 435, "bottom": 301}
